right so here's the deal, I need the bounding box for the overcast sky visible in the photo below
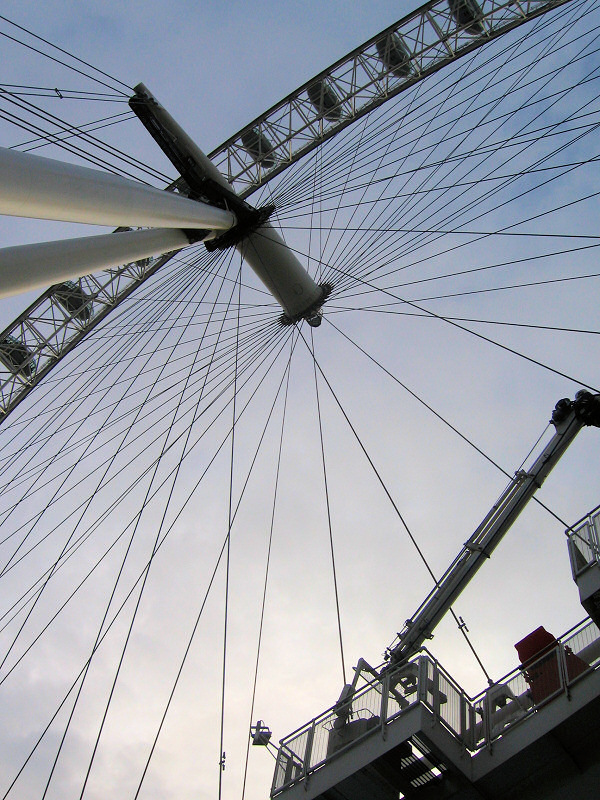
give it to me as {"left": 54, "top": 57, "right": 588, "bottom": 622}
{"left": 0, "top": 1, "right": 599, "bottom": 799}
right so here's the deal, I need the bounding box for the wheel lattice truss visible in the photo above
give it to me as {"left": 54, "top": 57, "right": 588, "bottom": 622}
{"left": 0, "top": 254, "right": 169, "bottom": 418}
{"left": 210, "top": 0, "right": 571, "bottom": 196}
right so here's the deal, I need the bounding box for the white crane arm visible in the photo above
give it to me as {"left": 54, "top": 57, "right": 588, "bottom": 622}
{"left": 386, "top": 390, "right": 600, "bottom": 666}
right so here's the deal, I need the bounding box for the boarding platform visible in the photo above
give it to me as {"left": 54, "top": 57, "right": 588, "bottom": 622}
{"left": 271, "top": 618, "right": 600, "bottom": 800}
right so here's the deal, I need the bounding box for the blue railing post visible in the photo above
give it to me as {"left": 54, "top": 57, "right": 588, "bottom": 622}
{"left": 381, "top": 669, "right": 390, "bottom": 740}
{"left": 302, "top": 721, "right": 315, "bottom": 780}
{"left": 417, "top": 656, "right": 429, "bottom": 706}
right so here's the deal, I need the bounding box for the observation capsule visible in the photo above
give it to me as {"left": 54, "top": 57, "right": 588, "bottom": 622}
{"left": 0, "top": 334, "right": 36, "bottom": 380}
{"left": 448, "top": 0, "right": 484, "bottom": 35}
{"left": 54, "top": 280, "right": 93, "bottom": 323}
{"left": 241, "top": 128, "right": 276, "bottom": 168}
{"left": 307, "top": 79, "right": 342, "bottom": 122}
{"left": 376, "top": 32, "right": 412, "bottom": 78}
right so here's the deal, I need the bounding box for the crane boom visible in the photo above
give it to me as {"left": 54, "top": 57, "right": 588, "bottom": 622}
{"left": 386, "top": 390, "right": 600, "bottom": 667}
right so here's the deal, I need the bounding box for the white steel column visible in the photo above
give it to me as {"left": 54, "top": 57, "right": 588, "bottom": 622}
{"left": 0, "top": 228, "right": 192, "bottom": 298}
{"left": 132, "top": 85, "right": 325, "bottom": 321}
{"left": 238, "top": 223, "right": 323, "bottom": 319}
{"left": 0, "top": 147, "right": 236, "bottom": 230}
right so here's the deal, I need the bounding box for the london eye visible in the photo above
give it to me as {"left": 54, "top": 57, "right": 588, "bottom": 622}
{"left": 0, "top": 1, "right": 599, "bottom": 798}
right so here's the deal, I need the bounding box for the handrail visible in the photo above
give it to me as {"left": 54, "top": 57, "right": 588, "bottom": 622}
{"left": 471, "top": 617, "right": 599, "bottom": 703}
{"left": 271, "top": 618, "right": 600, "bottom": 795}
{"left": 565, "top": 502, "right": 600, "bottom": 535}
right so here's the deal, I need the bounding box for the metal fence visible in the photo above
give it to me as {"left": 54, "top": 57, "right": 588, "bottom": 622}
{"left": 568, "top": 505, "right": 600, "bottom": 577}
{"left": 271, "top": 653, "right": 476, "bottom": 794}
{"left": 271, "top": 660, "right": 421, "bottom": 794}
{"left": 271, "top": 618, "right": 600, "bottom": 796}
{"left": 471, "top": 618, "right": 600, "bottom": 747}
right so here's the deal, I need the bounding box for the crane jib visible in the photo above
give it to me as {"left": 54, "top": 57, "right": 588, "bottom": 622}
{"left": 387, "top": 390, "right": 600, "bottom": 667}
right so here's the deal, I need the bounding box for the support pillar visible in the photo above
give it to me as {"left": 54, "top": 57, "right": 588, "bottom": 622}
{"left": 0, "top": 228, "right": 192, "bottom": 298}
{"left": 0, "top": 147, "right": 236, "bottom": 231}
{"left": 130, "top": 85, "right": 328, "bottom": 323}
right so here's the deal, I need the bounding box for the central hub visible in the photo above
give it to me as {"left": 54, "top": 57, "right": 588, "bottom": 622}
{"left": 130, "top": 83, "right": 329, "bottom": 325}
{"left": 204, "top": 203, "right": 275, "bottom": 252}
{"left": 280, "top": 282, "right": 333, "bottom": 327}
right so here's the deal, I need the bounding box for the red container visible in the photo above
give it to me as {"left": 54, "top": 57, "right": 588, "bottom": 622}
{"left": 515, "top": 626, "right": 589, "bottom": 704}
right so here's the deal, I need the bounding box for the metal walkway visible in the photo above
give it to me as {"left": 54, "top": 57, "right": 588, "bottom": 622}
{"left": 271, "top": 617, "right": 600, "bottom": 800}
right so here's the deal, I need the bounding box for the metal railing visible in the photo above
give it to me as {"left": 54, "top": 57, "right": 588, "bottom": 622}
{"left": 567, "top": 505, "right": 600, "bottom": 577}
{"left": 272, "top": 660, "right": 417, "bottom": 794}
{"left": 271, "top": 652, "right": 473, "bottom": 795}
{"left": 470, "top": 618, "right": 600, "bottom": 747}
{"left": 271, "top": 618, "right": 600, "bottom": 796}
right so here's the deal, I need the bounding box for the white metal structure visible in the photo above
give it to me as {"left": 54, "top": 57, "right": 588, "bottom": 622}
{"left": 0, "top": 147, "right": 235, "bottom": 231}
{"left": 0, "top": 0, "right": 574, "bottom": 420}
{"left": 128, "top": 84, "right": 327, "bottom": 323}
{"left": 0, "top": 1, "right": 599, "bottom": 799}
{"left": 271, "top": 616, "right": 600, "bottom": 800}
{"left": 387, "top": 392, "right": 600, "bottom": 665}
{"left": 0, "top": 229, "right": 192, "bottom": 298}
{"left": 269, "top": 393, "right": 600, "bottom": 799}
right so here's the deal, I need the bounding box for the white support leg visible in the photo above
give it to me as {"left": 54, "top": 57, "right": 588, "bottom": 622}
{"left": 0, "top": 147, "right": 236, "bottom": 231}
{"left": 0, "top": 228, "right": 192, "bottom": 299}
{"left": 132, "top": 86, "right": 326, "bottom": 322}
{"left": 237, "top": 223, "right": 323, "bottom": 320}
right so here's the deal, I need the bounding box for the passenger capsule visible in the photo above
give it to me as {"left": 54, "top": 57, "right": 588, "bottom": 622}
{"left": 54, "top": 280, "right": 93, "bottom": 323}
{"left": 376, "top": 33, "right": 412, "bottom": 79}
{"left": 448, "top": 0, "right": 484, "bottom": 35}
{"left": 241, "top": 128, "right": 276, "bottom": 168}
{"left": 307, "top": 79, "right": 341, "bottom": 122}
{"left": 0, "top": 335, "right": 36, "bottom": 380}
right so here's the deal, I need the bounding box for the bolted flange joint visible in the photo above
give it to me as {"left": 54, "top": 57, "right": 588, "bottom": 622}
{"left": 205, "top": 204, "right": 276, "bottom": 251}
{"left": 279, "top": 282, "right": 333, "bottom": 327}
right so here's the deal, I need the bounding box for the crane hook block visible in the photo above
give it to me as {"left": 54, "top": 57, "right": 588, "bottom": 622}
{"left": 553, "top": 391, "right": 600, "bottom": 428}
{"left": 573, "top": 390, "right": 600, "bottom": 427}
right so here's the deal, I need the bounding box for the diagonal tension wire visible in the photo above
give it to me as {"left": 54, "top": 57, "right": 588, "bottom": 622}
{"left": 322, "top": 316, "right": 572, "bottom": 531}
{"left": 240, "top": 335, "right": 296, "bottom": 800}
{"left": 310, "top": 328, "right": 347, "bottom": 686}
{"left": 0, "top": 15, "right": 132, "bottom": 93}
{"left": 299, "top": 328, "right": 492, "bottom": 680}
{"left": 74, "top": 266, "right": 246, "bottom": 799}
{"left": 3, "top": 308, "right": 299, "bottom": 800}
{"left": 0, "top": 254, "right": 240, "bottom": 590}
{"left": 1, "top": 88, "right": 171, "bottom": 182}
{"left": 0, "top": 260, "right": 227, "bottom": 668}
{"left": 327, "top": 305, "right": 600, "bottom": 337}
{"left": 0, "top": 322, "right": 293, "bottom": 689}
{"left": 14, "top": 252, "right": 262, "bottom": 791}
{"left": 20, "top": 251, "right": 242, "bottom": 793}
{"left": 270, "top": 232, "right": 599, "bottom": 395}
{"left": 132, "top": 322, "right": 302, "bottom": 800}
{"left": 218, "top": 266, "right": 242, "bottom": 799}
